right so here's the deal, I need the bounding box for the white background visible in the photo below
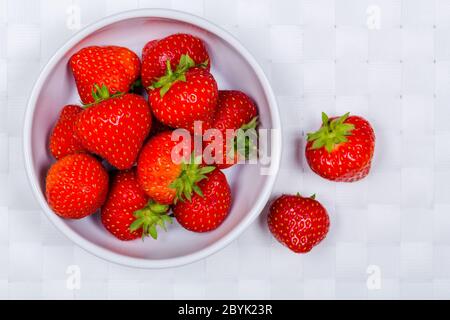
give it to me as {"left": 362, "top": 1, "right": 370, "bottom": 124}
{"left": 1, "top": 0, "right": 450, "bottom": 299}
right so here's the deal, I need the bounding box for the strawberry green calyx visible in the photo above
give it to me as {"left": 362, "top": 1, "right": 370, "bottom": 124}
{"left": 148, "top": 54, "right": 206, "bottom": 98}
{"left": 296, "top": 193, "right": 316, "bottom": 200}
{"left": 129, "top": 200, "right": 172, "bottom": 240}
{"left": 92, "top": 84, "right": 111, "bottom": 101}
{"left": 241, "top": 116, "right": 258, "bottom": 131}
{"left": 170, "top": 153, "right": 216, "bottom": 203}
{"left": 307, "top": 112, "right": 355, "bottom": 153}
{"left": 198, "top": 59, "right": 209, "bottom": 69}
{"left": 84, "top": 84, "right": 123, "bottom": 107}
{"left": 235, "top": 116, "right": 259, "bottom": 160}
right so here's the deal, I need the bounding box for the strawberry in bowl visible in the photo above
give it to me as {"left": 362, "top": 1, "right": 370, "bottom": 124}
{"left": 74, "top": 87, "right": 152, "bottom": 170}
{"left": 173, "top": 168, "right": 232, "bottom": 232}
{"left": 70, "top": 45, "right": 141, "bottom": 105}
{"left": 141, "top": 33, "right": 210, "bottom": 88}
{"left": 48, "top": 105, "right": 86, "bottom": 160}
{"left": 203, "top": 90, "right": 259, "bottom": 169}
{"left": 101, "top": 169, "right": 171, "bottom": 241}
{"left": 146, "top": 54, "right": 218, "bottom": 132}
{"left": 141, "top": 29, "right": 216, "bottom": 133}
{"left": 46, "top": 154, "right": 109, "bottom": 220}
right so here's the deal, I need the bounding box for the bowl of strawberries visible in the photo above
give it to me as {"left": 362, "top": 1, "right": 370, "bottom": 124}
{"left": 23, "top": 9, "right": 281, "bottom": 268}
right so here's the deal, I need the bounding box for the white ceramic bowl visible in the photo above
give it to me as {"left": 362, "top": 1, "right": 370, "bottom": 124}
{"left": 23, "top": 9, "right": 281, "bottom": 268}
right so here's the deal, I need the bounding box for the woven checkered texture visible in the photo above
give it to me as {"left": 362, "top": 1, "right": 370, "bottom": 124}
{"left": 1, "top": 0, "right": 450, "bottom": 299}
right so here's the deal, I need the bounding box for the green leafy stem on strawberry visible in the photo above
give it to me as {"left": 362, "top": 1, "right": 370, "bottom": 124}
{"left": 129, "top": 200, "right": 172, "bottom": 240}
{"left": 83, "top": 84, "right": 124, "bottom": 107}
{"left": 296, "top": 192, "right": 316, "bottom": 200}
{"left": 169, "top": 153, "right": 215, "bottom": 203}
{"left": 148, "top": 54, "right": 209, "bottom": 97}
{"left": 234, "top": 116, "right": 259, "bottom": 160}
{"left": 306, "top": 112, "right": 355, "bottom": 153}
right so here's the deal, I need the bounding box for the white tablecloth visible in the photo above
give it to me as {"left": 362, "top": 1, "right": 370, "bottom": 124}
{"left": 1, "top": 0, "right": 450, "bottom": 299}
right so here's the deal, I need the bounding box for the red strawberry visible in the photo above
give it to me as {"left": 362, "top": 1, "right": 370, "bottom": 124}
{"left": 268, "top": 194, "right": 330, "bottom": 253}
{"left": 49, "top": 105, "right": 86, "bottom": 159}
{"left": 204, "top": 90, "right": 258, "bottom": 169}
{"left": 142, "top": 40, "right": 159, "bottom": 62}
{"left": 46, "top": 153, "right": 109, "bottom": 219}
{"left": 141, "top": 33, "right": 210, "bottom": 88}
{"left": 147, "top": 54, "right": 218, "bottom": 132}
{"left": 74, "top": 88, "right": 152, "bottom": 170}
{"left": 101, "top": 169, "right": 171, "bottom": 241}
{"left": 70, "top": 46, "right": 140, "bottom": 104}
{"left": 173, "top": 168, "right": 231, "bottom": 233}
{"left": 137, "top": 131, "right": 183, "bottom": 204}
{"left": 305, "top": 113, "right": 375, "bottom": 182}
{"left": 137, "top": 131, "right": 215, "bottom": 205}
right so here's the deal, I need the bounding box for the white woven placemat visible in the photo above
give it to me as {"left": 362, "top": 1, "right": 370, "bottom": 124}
{"left": 1, "top": 0, "right": 449, "bottom": 299}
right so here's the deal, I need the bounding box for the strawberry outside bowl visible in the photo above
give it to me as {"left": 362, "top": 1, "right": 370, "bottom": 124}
{"left": 23, "top": 9, "right": 281, "bottom": 268}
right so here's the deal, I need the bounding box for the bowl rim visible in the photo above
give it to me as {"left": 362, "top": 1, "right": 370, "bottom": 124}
{"left": 23, "top": 8, "right": 282, "bottom": 269}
